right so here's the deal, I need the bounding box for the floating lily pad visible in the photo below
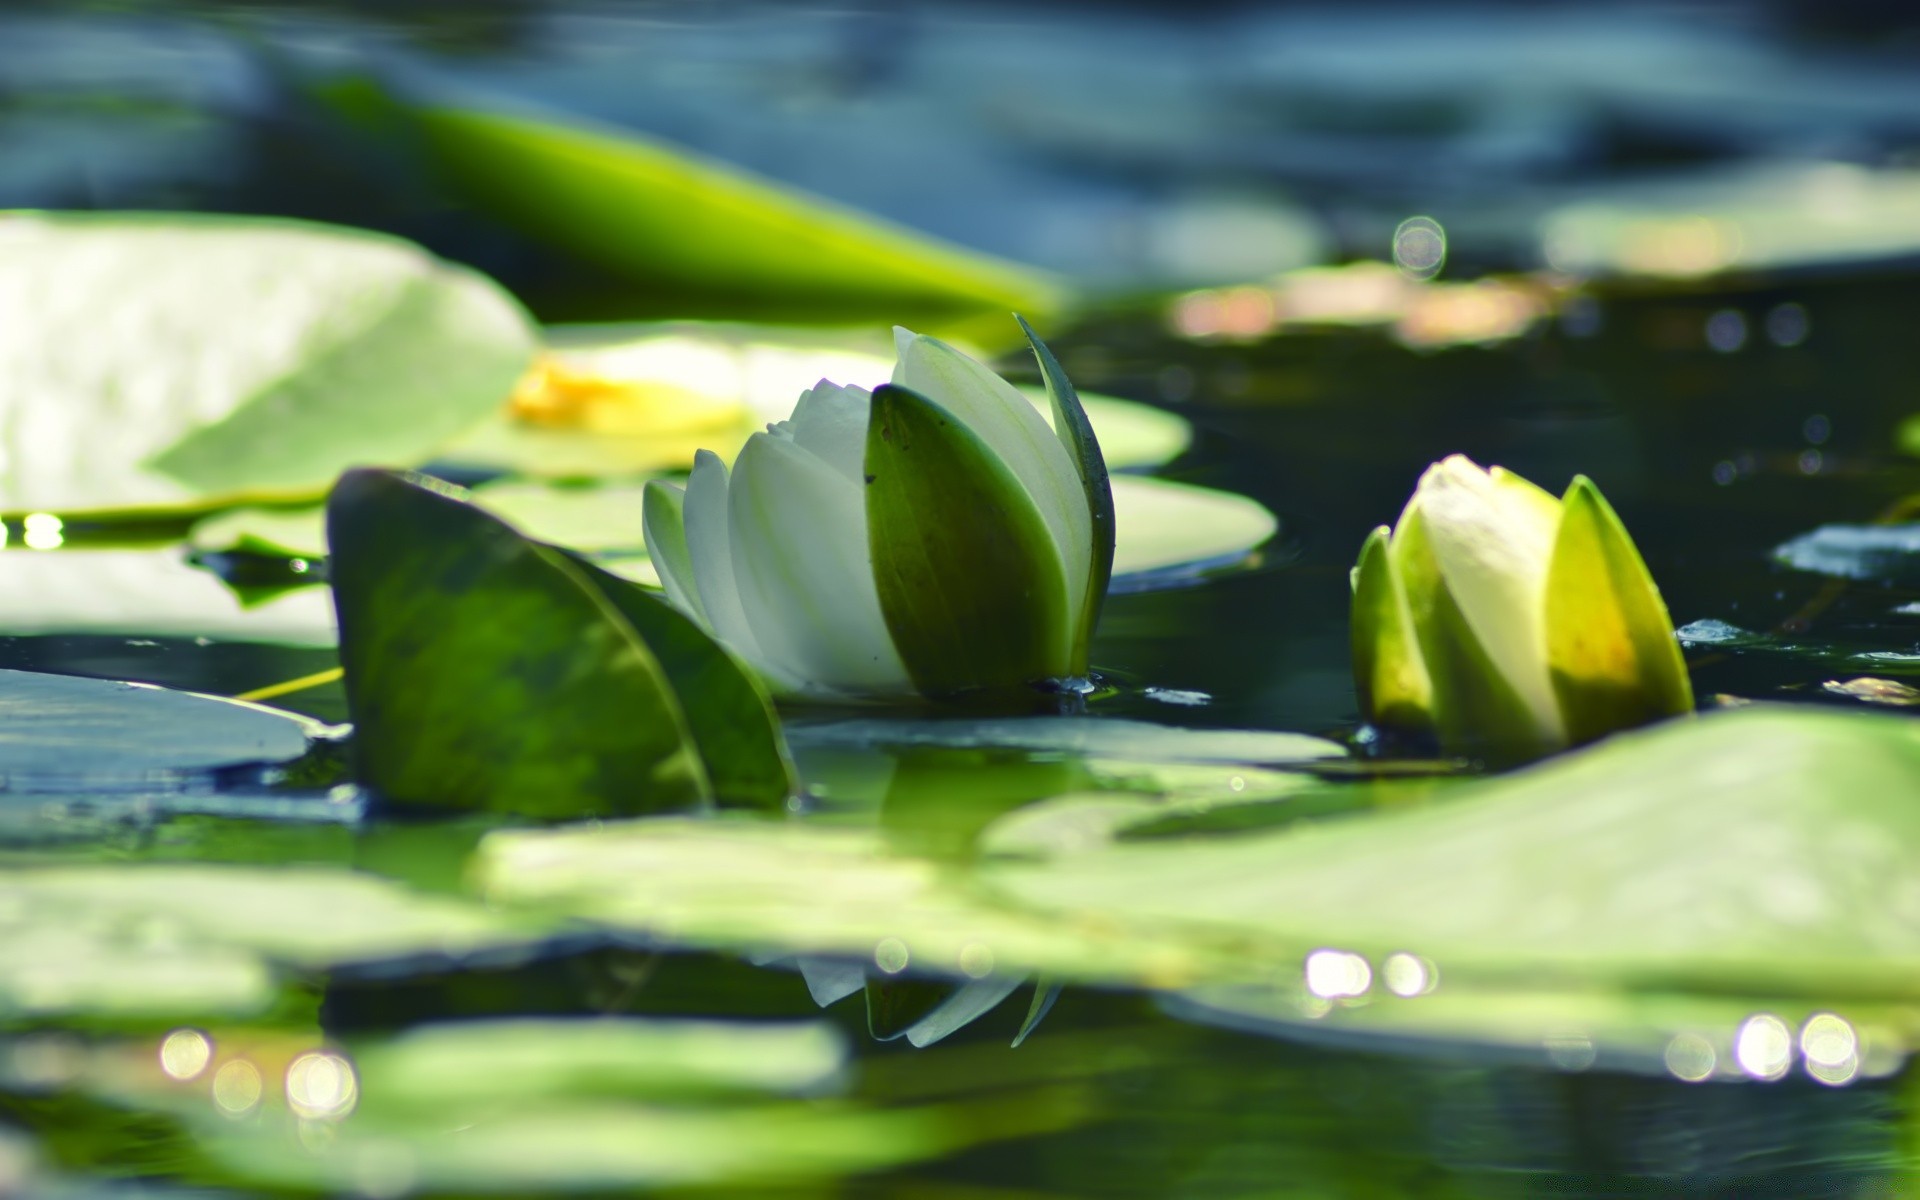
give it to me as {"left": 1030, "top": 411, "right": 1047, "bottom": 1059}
{"left": 0, "top": 550, "right": 336, "bottom": 645}
{"left": 1108, "top": 477, "right": 1278, "bottom": 585}
{"left": 1541, "top": 165, "right": 1920, "bottom": 278}
{"left": 1772, "top": 523, "right": 1920, "bottom": 584}
{"left": 0, "top": 864, "right": 545, "bottom": 1020}
{"left": 474, "top": 817, "right": 1235, "bottom": 989}
{"left": 353, "top": 1018, "right": 847, "bottom": 1107}
{"left": 788, "top": 716, "right": 1343, "bottom": 766}
{"left": 987, "top": 707, "right": 1920, "bottom": 1066}
{"left": 0, "top": 213, "right": 536, "bottom": 516}
{"left": 0, "top": 669, "right": 313, "bottom": 787}
{"left": 194, "top": 480, "right": 655, "bottom": 562}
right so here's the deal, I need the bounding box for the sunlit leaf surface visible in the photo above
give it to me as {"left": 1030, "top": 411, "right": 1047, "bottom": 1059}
{"left": 0, "top": 668, "right": 312, "bottom": 782}
{"left": 0, "top": 213, "right": 536, "bottom": 514}
{"left": 327, "top": 471, "right": 711, "bottom": 817}
{"left": 0, "top": 865, "right": 544, "bottom": 1019}
{"left": 375, "top": 94, "right": 1063, "bottom": 323}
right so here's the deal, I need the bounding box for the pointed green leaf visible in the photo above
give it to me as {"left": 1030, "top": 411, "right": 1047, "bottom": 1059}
{"left": 573, "top": 561, "right": 798, "bottom": 811}
{"left": 327, "top": 469, "right": 710, "bottom": 817}
{"left": 385, "top": 95, "right": 1062, "bottom": 323}
{"left": 1391, "top": 507, "right": 1559, "bottom": 762}
{"left": 1012, "top": 981, "right": 1062, "bottom": 1048}
{"left": 1017, "top": 314, "right": 1114, "bottom": 673}
{"left": 865, "top": 384, "right": 1073, "bottom": 699}
{"left": 1546, "top": 476, "right": 1696, "bottom": 745}
{"left": 1350, "top": 525, "right": 1434, "bottom": 738}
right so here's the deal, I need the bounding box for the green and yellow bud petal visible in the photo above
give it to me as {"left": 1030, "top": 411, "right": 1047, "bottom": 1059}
{"left": 1406, "top": 455, "right": 1565, "bottom": 750}
{"left": 1391, "top": 501, "right": 1562, "bottom": 762}
{"left": 1545, "top": 475, "right": 1696, "bottom": 745}
{"left": 865, "top": 383, "right": 1073, "bottom": 699}
{"left": 1350, "top": 525, "right": 1434, "bottom": 737}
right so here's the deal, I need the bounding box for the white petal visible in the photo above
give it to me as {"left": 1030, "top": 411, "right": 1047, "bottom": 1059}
{"left": 640, "top": 479, "right": 707, "bottom": 627}
{"left": 683, "top": 449, "right": 767, "bottom": 665}
{"left": 892, "top": 328, "right": 1090, "bottom": 627}
{"left": 1410, "top": 454, "right": 1564, "bottom": 740}
{"left": 727, "top": 432, "right": 911, "bottom": 693}
{"left": 783, "top": 381, "right": 871, "bottom": 486}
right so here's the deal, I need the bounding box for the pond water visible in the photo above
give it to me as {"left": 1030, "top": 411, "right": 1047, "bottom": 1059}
{"left": 7, "top": 3, "right": 1920, "bottom": 1197}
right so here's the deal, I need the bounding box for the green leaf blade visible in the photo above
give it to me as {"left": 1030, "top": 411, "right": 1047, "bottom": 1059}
{"left": 575, "top": 562, "right": 797, "bottom": 811}
{"left": 864, "top": 385, "right": 1074, "bottom": 700}
{"left": 326, "top": 469, "right": 709, "bottom": 817}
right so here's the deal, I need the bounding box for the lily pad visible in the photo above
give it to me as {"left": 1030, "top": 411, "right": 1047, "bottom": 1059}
{"left": 1108, "top": 476, "right": 1278, "bottom": 585}
{"left": 352, "top": 1018, "right": 847, "bottom": 1106}
{"left": 0, "top": 213, "right": 536, "bottom": 516}
{"left": 1772, "top": 523, "right": 1920, "bottom": 584}
{"left": 473, "top": 817, "right": 1235, "bottom": 989}
{"left": 193, "top": 480, "right": 654, "bottom": 562}
{"left": 0, "top": 669, "right": 313, "bottom": 788}
{"left": 787, "top": 716, "right": 1343, "bottom": 766}
{"left": 0, "top": 550, "right": 336, "bottom": 645}
{"left": 0, "top": 864, "right": 545, "bottom": 1020}
{"left": 986, "top": 707, "right": 1920, "bottom": 1066}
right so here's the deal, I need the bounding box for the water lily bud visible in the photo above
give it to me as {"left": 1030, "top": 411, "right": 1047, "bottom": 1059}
{"left": 645, "top": 319, "right": 1113, "bottom": 702}
{"left": 1351, "top": 455, "right": 1693, "bottom": 760}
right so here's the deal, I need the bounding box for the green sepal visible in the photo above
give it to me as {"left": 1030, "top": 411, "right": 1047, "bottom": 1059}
{"left": 327, "top": 468, "right": 710, "bottom": 817}
{"left": 1349, "top": 525, "right": 1434, "bottom": 738}
{"left": 1545, "top": 476, "right": 1696, "bottom": 745}
{"left": 865, "top": 384, "right": 1073, "bottom": 700}
{"left": 1392, "top": 506, "right": 1560, "bottom": 764}
{"left": 1016, "top": 314, "right": 1114, "bottom": 675}
{"left": 572, "top": 560, "right": 798, "bottom": 810}
{"left": 1013, "top": 979, "right": 1062, "bottom": 1048}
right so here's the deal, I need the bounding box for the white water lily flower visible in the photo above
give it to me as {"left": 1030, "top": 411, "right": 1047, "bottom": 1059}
{"left": 1351, "top": 454, "right": 1694, "bottom": 760}
{"left": 643, "top": 320, "right": 1112, "bottom": 701}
